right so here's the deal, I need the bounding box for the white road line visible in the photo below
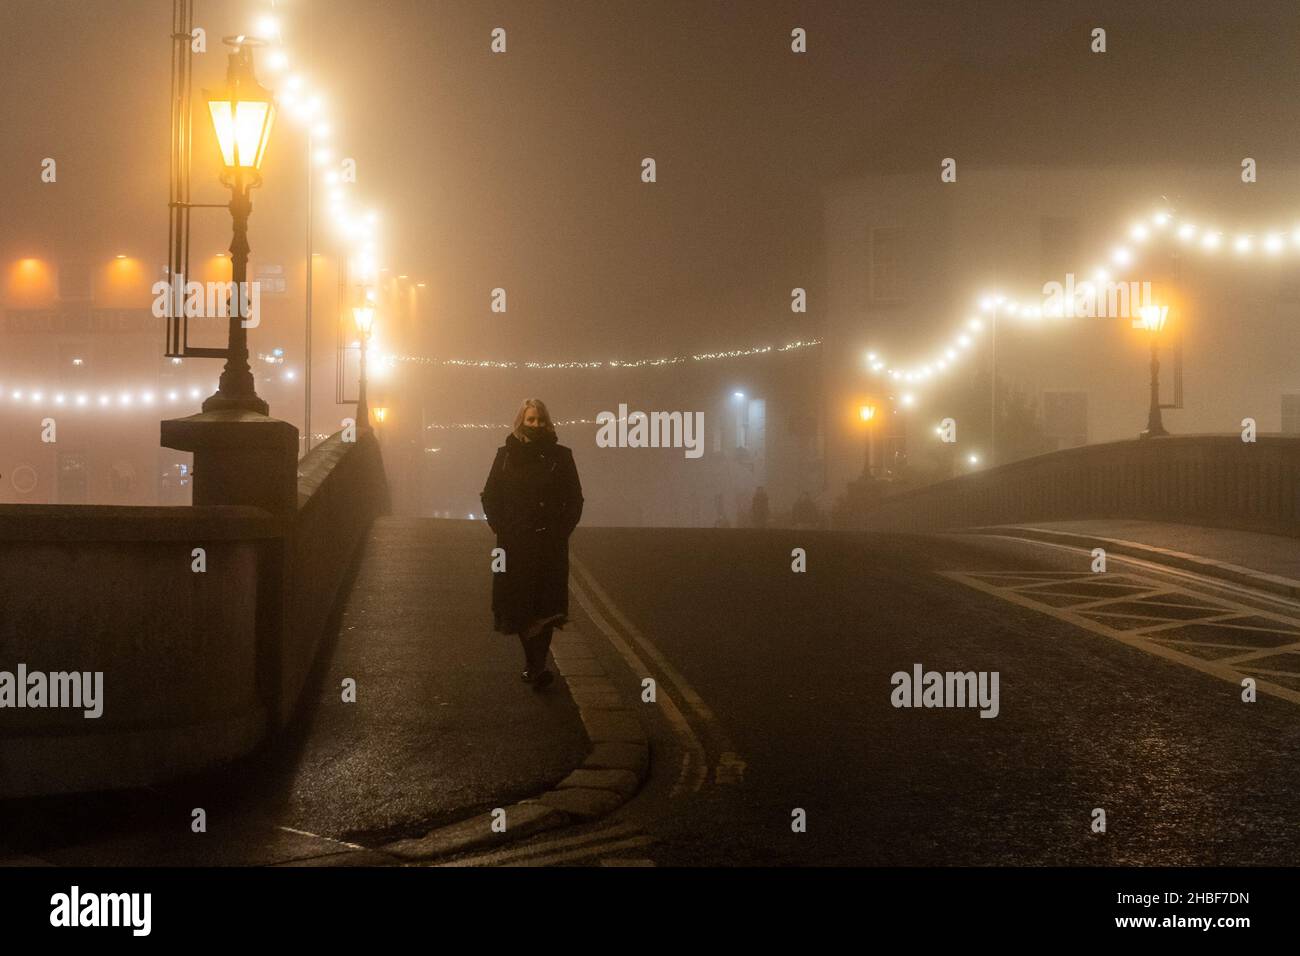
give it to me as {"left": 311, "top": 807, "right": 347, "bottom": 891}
{"left": 1064, "top": 588, "right": 1186, "bottom": 611}
{"left": 435, "top": 822, "right": 642, "bottom": 868}
{"left": 1155, "top": 639, "right": 1265, "bottom": 653}
{"left": 572, "top": 557, "right": 730, "bottom": 741}
{"left": 1087, "top": 597, "right": 1237, "bottom": 612}
{"left": 1220, "top": 641, "right": 1300, "bottom": 665}
{"left": 1014, "top": 579, "right": 1158, "bottom": 591}
{"left": 970, "top": 533, "right": 1300, "bottom": 615}
{"left": 568, "top": 569, "right": 709, "bottom": 796}
{"left": 1082, "top": 610, "right": 1184, "bottom": 622}
{"left": 600, "top": 857, "right": 657, "bottom": 867}
{"left": 1128, "top": 613, "right": 1254, "bottom": 636}
{"left": 276, "top": 826, "right": 366, "bottom": 851}
{"left": 511, "top": 835, "right": 657, "bottom": 868}
{"left": 943, "top": 570, "right": 1300, "bottom": 706}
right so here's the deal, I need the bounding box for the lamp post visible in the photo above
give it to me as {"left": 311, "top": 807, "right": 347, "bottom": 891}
{"left": 1139, "top": 304, "right": 1170, "bottom": 438}
{"left": 352, "top": 304, "right": 375, "bottom": 429}
{"left": 989, "top": 308, "right": 999, "bottom": 466}
{"left": 202, "top": 38, "right": 275, "bottom": 415}
{"left": 858, "top": 404, "right": 876, "bottom": 476}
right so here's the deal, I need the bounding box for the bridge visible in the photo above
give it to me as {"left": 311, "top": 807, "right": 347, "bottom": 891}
{"left": 3, "top": 431, "right": 1300, "bottom": 866}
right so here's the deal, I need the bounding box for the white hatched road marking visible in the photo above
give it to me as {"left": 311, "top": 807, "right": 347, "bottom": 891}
{"left": 510, "top": 836, "right": 657, "bottom": 867}
{"left": 944, "top": 566, "right": 1300, "bottom": 706}
{"left": 435, "top": 822, "right": 654, "bottom": 867}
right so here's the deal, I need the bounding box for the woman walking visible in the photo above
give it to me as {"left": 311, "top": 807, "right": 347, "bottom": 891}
{"left": 480, "top": 399, "right": 584, "bottom": 689}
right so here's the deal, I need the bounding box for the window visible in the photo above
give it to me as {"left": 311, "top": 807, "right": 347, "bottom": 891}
{"left": 253, "top": 263, "right": 287, "bottom": 295}
{"left": 57, "top": 452, "right": 87, "bottom": 503}
{"left": 59, "top": 341, "right": 89, "bottom": 377}
{"left": 869, "top": 228, "right": 907, "bottom": 305}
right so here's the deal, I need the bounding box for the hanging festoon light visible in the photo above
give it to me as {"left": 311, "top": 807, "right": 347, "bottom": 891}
{"left": 843, "top": 203, "right": 1300, "bottom": 390}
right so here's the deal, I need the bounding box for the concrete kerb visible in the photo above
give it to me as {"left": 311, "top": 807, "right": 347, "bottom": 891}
{"left": 380, "top": 627, "right": 650, "bottom": 863}
{"left": 963, "top": 525, "right": 1300, "bottom": 601}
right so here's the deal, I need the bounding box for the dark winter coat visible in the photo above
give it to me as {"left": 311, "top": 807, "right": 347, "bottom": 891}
{"left": 480, "top": 431, "right": 584, "bottom": 635}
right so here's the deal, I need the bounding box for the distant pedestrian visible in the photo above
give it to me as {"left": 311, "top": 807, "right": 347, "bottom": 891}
{"left": 792, "top": 491, "right": 815, "bottom": 527}
{"left": 751, "top": 486, "right": 769, "bottom": 529}
{"left": 480, "top": 399, "right": 584, "bottom": 689}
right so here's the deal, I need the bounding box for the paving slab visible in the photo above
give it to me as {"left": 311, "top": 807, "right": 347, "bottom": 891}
{"left": 557, "top": 768, "right": 641, "bottom": 795}
{"left": 578, "top": 708, "right": 645, "bottom": 743}
{"left": 536, "top": 787, "right": 625, "bottom": 819}
{"left": 583, "top": 741, "right": 650, "bottom": 776}
{"left": 382, "top": 801, "right": 567, "bottom": 861}
{"left": 3, "top": 519, "right": 591, "bottom": 866}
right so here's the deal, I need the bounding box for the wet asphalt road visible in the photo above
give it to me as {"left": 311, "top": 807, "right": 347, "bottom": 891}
{"left": 7, "top": 523, "right": 1299, "bottom": 868}
{"left": 566, "top": 527, "right": 1300, "bottom": 866}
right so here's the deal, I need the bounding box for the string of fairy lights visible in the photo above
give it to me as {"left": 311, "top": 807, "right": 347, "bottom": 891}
{"left": 426, "top": 417, "right": 627, "bottom": 431}
{"left": 1, "top": 383, "right": 216, "bottom": 410}
{"left": 864, "top": 205, "right": 1299, "bottom": 387}
{"left": 1, "top": 203, "right": 1288, "bottom": 420}
{"left": 396, "top": 338, "right": 823, "bottom": 370}
{"left": 0, "top": 6, "right": 388, "bottom": 421}
{"left": 0, "top": 341, "right": 815, "bottom": 416}
{"left": 254, "top": 5, "right": 389, "bottom": 308}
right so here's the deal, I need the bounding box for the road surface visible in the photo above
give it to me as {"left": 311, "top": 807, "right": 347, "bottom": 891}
{"left": 459, "top": 526, "right": 1300, "bottom": 866}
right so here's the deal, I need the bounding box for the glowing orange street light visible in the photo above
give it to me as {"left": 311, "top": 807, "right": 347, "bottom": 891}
{"left": 352, "top": 305, "right": 376, "bottom": 429}
{"left": 858, "top": 403, "right": 878, "bottom": 476}
{"left": 1138, "top": 304, "right": 1170, "bottom": 438}
{"left": 200, "top": 36, "right": 276, "bottom": 415}
{"left": 206, "top": 48, "right": 275, "bottom": 175}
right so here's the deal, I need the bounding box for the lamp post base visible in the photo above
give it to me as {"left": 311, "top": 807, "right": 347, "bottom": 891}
{"left": 162, "top": 409, "right": 298, "bottom": 512}
{"left": 1139, "top": 425, "right": 1169, "bottom": 439}
{"left": 201, "top": 390, "right": 270, "bottom": 416}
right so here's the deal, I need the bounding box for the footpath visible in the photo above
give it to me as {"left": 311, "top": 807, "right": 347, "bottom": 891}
{"left": 0, "top": 518, "right": 648, "bottom": 867}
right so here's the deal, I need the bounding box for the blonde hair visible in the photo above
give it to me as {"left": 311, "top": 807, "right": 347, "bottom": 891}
{"left": 511, "top": 398, "right": 556, "bottom": 441}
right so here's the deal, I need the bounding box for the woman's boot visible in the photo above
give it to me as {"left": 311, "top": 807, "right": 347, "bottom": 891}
{"left": 518, "top": 633, "right": 538, "bottom": 682}
{"left": 529, "top": 626, "right": 555, "bottom": 689}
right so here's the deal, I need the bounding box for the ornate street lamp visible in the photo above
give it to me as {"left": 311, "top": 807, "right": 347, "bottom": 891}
{"left": 202, "top": 37, "right": 275, "bottom": 415}
{"left": 1138, "top": 304, "right": 1170, "bottom": 438}
{"left": 858, "top": 403, "right": 876, "bottom": 476}
{"left": 352, "top": 304, "right": 375, "bottom": 429}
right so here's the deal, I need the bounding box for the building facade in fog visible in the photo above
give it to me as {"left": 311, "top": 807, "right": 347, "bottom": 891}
{"left": 417, "top": 347, "right": 825, "bottom": 528}
{"left": 822, "top": 162, "right": 1300, "bottom": 501}
{"left": 0, "top": 244, "right": 383, "bottom": 506}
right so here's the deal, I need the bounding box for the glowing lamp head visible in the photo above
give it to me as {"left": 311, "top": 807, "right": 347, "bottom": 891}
{"left": 859, "top": 404, "right": 876, "bottom": 422}
{"left": 352, "top": 306, "right": 376, "bottom": 337}
{"left": 373, "top": 407, "right": 388, "bottom": 424}
{"left": 1138, "top": 304, "right": 1168, "bottom": 332}
{"left": 206, "top": 40, "right": 276, "bottom": 173}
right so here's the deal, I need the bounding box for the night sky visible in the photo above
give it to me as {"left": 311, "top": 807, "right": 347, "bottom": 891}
{"left": 7, "top": 0, "right": 1298, "bottom": 365}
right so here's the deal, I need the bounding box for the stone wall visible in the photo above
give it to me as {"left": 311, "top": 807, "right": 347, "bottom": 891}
{"left": 0, "top": 427, "right": 388, "bottom": 798}
{"left": 857, "top": 435, "right": 1300, "bottom": 536}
